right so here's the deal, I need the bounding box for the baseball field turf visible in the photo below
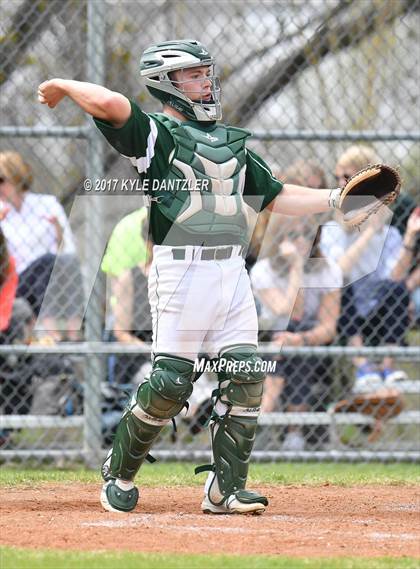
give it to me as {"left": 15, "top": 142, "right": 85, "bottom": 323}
{"left": 1, "top": 462, "right": 419, "bottom": 568}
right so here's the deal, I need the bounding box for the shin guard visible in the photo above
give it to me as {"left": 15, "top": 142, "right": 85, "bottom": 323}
{"left": 201, "top": 346, "right": 268, "bottom": 509}
{"left": 104, "top": 355, "right": 194, "bottom": 481}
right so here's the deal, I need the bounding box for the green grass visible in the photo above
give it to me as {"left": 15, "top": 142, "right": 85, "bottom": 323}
{"left": 1, "top": 547, "right": 419, "bottom": 569}
{"left": 0, "top": 461, "right": 419, "bottom": 488}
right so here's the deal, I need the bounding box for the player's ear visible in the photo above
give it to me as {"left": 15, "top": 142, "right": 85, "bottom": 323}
{"left": 169, "top": 70, "right": 180, "bottom": 87}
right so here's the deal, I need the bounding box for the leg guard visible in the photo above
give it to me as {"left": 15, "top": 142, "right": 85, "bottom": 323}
{"left": 104, "top": 355, "right": 194, "bottom": 481}
{"left": 203, "top": 345, "right": 268, "bottom": 513}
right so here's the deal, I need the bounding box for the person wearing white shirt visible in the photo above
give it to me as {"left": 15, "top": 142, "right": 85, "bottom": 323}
{"left": 0, "top": 191, "right": 76, "bottom": 274}
{"left": 320, "top": 145, "right": 410, "bottom": 389}
{"left": 0, "top": 152, "right": 83, "bottom": 340}
{"left": 251, "top": 220, "right": 342, "bottom": 451}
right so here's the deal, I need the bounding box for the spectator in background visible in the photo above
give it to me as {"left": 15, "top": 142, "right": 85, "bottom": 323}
{"left": 0, "top": 152, "right": 83, "bottom": 340}
{"left": 246, "top": 160, "right": 327, "bottom": 271}
{"left": 101, "top": 207, "right": 149, "bottom": 278}
{"left": 391, "top": 206, "right": 420, "bottom": 326}
{"left": 321, "top": 145, "right": 410, "bottom": 389}
{"left": 2, "top": 201, "right": 80, "bottom": 446}
{"left": 389, "top": 183, "right": 416, "bottom": 238}
{"left": 102, "top": 207, "right": 153, "bottom": 384}
{"left": 1, "top": 206, "right": 35, "bottom": 445}
{"left": 1, "top": 200, "right": 34, "bottom": 345}
{"left": 284, "top": 159, "right": 327, "bottom": 192}
{"left": 0, "top": 201, "right": 17, "bottom": 334}
{"left": 109, "top": 245, "right": 154, "bottom": 384}
{"left": 251, "top": 217, "right": 342, "bottom": 451}
{"left": 0, "top": 297, "right": 36, "bottom": 448}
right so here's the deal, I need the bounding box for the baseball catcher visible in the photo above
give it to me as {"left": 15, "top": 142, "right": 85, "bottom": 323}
{"left": 38, "top": 39, "right": 400, "bottom": 515}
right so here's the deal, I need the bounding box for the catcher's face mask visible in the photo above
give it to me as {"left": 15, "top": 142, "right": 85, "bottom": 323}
{"left": 140, "top": 39, "right": 222, "bottom": 122}
{"left": 169, "top": 65, "right": 220, "bottom": 109}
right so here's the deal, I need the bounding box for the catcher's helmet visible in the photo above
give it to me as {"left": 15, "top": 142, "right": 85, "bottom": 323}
{"left": 140, "top": 39, "right": 221, "bottom": 122}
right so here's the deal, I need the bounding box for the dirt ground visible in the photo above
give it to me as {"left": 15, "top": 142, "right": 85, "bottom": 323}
{"left": 1, "top": 483, "right": 419, "bottom": 558}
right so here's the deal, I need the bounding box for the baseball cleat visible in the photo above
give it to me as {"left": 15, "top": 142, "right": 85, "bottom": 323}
{"left": 100, "top": 480, "right": 139, "bottom": 513}
{"left": 201, "top": 490, "right": 268, "bottom": 515}
{"left": 101, "top": 449, "right": 114, "bottom": 482}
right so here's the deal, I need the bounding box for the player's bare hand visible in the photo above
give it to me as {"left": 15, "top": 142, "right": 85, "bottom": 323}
{"left": 38, "top": 79, "right": 66, "bottom": 108}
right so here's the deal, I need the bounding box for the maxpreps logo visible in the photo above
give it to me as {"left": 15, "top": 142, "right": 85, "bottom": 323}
{"left": 193, "top": 358, "right": 276, "bottom": 374}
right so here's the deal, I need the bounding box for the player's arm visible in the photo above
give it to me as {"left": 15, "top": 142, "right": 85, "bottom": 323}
{"left": 266, "top": 184, "right": 334, "bottom": 216}
{"left": 38, "top": 79, "right": 131, "bottom": 127}
{"left": 244, "top": 150, "right": 338, "bottom": 216}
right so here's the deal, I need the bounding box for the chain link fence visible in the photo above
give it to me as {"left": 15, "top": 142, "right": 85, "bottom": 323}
{"left": 0, "top": 0, "right": 419, "bottom": 465}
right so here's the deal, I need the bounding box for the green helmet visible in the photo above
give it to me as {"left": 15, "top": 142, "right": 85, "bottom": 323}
{"left": 140, "top": 39, "right": 222, "bottom": 122}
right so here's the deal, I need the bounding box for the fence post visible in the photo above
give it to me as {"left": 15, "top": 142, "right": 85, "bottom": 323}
{"left": 83, "top": 0, "right": 106, "bottom": 467}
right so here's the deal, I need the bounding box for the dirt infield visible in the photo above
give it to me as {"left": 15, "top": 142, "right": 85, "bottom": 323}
{"left": 1, "top": 483, "right": 419, "bottom": 558}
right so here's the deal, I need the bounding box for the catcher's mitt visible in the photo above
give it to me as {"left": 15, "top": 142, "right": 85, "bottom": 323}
{"left": 337, "top": 163, "right": 401, "bottom": 228}
{"left": 333, "top": 389, "right": 404, "bottom": 421}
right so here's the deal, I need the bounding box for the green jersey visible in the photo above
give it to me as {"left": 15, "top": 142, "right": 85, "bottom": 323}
{"left": 94, "top": 100, "right": 283, "bottom": 246}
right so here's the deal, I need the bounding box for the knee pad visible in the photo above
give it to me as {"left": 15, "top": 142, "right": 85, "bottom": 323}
{"left": 136, "top": 355, "right": 195, "bottom": 420}
{"left": 218, "top": 345, "right": 265, "bottom": 413}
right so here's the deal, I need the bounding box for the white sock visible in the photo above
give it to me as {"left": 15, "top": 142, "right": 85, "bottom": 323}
{"left": 115, "top": 479, "right": 134, "bottom": 491}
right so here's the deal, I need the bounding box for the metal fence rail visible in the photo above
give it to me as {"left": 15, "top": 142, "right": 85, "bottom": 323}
{"left": 0, "top": 347, "right": 418, "bottom": 464}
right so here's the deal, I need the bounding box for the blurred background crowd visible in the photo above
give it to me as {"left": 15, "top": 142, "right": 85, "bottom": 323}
{"left": 1, "top": 0, "right": 419, "bottom": 457}
{"left": 1, "top": 146, "right": 419, "bottom": 451}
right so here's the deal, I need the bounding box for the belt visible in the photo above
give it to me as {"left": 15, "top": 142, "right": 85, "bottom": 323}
{"left": 171, "top": 245, "right": 241, "bottom": 261}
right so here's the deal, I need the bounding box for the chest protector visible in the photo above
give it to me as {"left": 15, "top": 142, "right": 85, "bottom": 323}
{"left": 150, "top": 113, "right": 251, "bottom": 239}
